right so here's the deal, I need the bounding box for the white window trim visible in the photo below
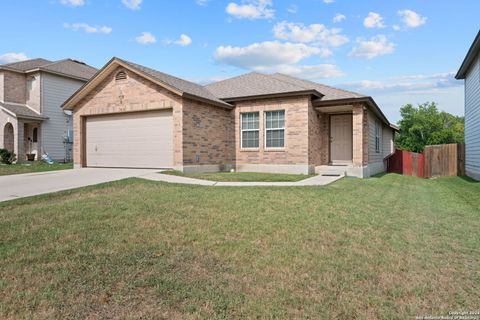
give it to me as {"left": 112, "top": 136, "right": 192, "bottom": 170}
{"left": 264, "top": 110, "right": 286, "bottom": 150}
{"left": 240, "top": 112, "right": 260, "bottom": 149}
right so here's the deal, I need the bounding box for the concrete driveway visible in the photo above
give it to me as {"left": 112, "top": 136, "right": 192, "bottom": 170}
{"left": 0, "top": 168, "right": 159, "bottom": 202}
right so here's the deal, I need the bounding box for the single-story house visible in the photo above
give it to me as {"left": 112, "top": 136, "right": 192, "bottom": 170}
{"left": 0, "top": 58, "right": 97, "bottom": 162}
{"left": 455, "top": 30, "right": 480, "bottom": 181}
{"left": 62, "top": 57, "right": 398, "bottom": 177}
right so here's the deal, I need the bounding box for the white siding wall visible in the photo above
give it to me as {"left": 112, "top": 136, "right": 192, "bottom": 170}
{"left": 41, "top": 73, "right": 84, "bottom": 161}
{"left": 465, "top": 54, "right": 480, "bottom": 180}
{"left": 382, "top": 126, "right": 395, "bottom": 157}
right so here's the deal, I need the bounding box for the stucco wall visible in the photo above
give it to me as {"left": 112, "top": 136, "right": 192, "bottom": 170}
{"left": 26, "top": 72, "right": 41, "bottom": 113}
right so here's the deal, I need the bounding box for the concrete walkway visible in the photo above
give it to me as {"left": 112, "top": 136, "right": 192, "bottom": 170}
{"left": 140, "top": 172, "right": 343, "bottom": 187}
{"left": 0, "top": 169, "right": 343, "bottom": 202}
{"left": 0, "top": 168, "right": 158, "bottom": 202}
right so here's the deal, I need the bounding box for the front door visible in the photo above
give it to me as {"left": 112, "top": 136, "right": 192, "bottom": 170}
{"left": 330, "top": 114, "right": 352, "bottom": 163}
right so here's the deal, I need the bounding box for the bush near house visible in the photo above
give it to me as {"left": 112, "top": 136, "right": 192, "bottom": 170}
{"left": 0, "top": 148, "right": 16, "bottom": 164}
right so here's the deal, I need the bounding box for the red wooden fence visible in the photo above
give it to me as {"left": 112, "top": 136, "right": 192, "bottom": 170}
{"left": 387, "top": 150, "right": 425, "bottom": 178}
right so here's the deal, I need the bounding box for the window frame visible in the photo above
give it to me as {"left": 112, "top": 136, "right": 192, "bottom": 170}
{"left": 375, "top": 120, "right": 381, "bottom": 153}
{"left": 264, "top": 110, "right": 286, "bottom": 150}
{"left": 240, "top": 112, "right": 260, "bottom": 149}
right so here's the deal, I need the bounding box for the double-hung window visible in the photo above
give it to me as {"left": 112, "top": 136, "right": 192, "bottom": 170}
{"left": 265, "top": 110, "right": 285, "bottom": 148}
{"left": 241, "top": 112, "right": 259, "bottom": 148}
{"left": 375, "top": 121, "right": 381, "bottom": 153}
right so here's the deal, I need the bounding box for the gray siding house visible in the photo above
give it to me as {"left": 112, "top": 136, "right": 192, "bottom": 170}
{"left": 456, "top": 30, "right": 480, "bottom": 180}
{"left": 0, "top": 59, "right": 97, "bottom": 162}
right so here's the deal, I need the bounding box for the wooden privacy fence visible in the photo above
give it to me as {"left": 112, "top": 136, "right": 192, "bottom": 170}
{"left": 387, "top": 144, "right": 465, "bottom": 178}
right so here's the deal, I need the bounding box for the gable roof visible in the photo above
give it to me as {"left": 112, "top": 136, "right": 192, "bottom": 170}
{"left": 62, "top": 57, "right": 232, "bottom": 110}
{"left": 0, "top": 58, "right": 97, "bottom": 81}
{"left": 205, "top": 72, "right": 323, "bottom": 101}
{"left": 456, "top": 30, "right": 480, "bottom": 80}
{"left": 0, "top": 101, "right": 48, "bottom": 120}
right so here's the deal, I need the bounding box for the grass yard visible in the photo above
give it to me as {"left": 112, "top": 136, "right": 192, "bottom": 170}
{"left": 1, "top": 174, "right": 479, "bottom": 319}
{"left": 0, "top": 161, "right": 73, "bottom": 176}
{"left": 162, "top": 170, "right": 314, "bottom": 182}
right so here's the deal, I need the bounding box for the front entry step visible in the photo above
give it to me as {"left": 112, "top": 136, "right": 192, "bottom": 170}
{"left": 315, "top": 165, "right": 351, "bottom": 177}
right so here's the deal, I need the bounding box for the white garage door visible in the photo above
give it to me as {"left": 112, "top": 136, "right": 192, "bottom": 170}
{"left": 86, "top": 110, "right": 173, "bottom": 168}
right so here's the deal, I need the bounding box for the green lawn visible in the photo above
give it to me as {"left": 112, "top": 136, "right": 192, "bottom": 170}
{"left": 162, "top": 170, "right": 314, "bottom": 182}
{"left": 1, "top": 174, "right": 479, "bottom": 319}
{"left": 0, "top": 161, "right": 73, "bottom": 176}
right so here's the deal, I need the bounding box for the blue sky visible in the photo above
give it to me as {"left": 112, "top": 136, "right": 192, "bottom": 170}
{"left": 0, "top": 0, "right": 478, "bottom": 122}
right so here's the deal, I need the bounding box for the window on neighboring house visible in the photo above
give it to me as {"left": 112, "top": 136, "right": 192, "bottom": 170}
{"left": 32, "top": 128, "right": 38, "bottom": 143}
{"left": 241, "top": 112, "right": 259, "bottom": 148}
{"left": 375, "top": 121, "right": 381, "bottom": 153}
{"left": 265, "top": 110, "right": 285, "bottom": 148}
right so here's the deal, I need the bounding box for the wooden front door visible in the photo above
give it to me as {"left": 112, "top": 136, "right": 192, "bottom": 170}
{"left": 330, "top": 114, "right": 353, "bottom": 163}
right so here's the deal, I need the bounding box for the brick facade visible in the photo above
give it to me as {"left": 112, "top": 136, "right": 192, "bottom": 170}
{"left": 69, "top": 65, "right": 380, "bottom": 175}
{"left": 3, "top": 71, "right": 26, "bottom": 104}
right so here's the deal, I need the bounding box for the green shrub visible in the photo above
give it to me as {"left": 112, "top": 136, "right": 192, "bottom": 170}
{"left": 0, "top": 148, "right": 16, "bottom": 164}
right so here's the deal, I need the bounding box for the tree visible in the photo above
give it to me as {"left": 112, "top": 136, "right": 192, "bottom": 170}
{"left": 395, "top": 102, "right": 464, "bottom": 153}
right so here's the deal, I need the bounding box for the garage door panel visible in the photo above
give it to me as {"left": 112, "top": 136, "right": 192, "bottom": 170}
{"left": 86, "top": 110, "right": 173, "bottom": 168}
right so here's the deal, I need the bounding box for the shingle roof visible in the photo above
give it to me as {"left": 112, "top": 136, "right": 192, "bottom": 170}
{"left": 39, "top": 59, "right": 98, "bottom": 80}
{"left": 205, "top": 72, "right": 322, "bottom": 100}
{"left": 270, "top": 73, "right": 366, "bottom": 101}
{"left": 118, "top": 58, "right": 230, "bottom": 107}
{"left": 1, "top": 58, "right": 52, "bottom": 71}
{"left": 0, "top": 102, "right": 47, "bottom": 120}
{"left": 0, "top": 58, "right": 97, "bottom": 80}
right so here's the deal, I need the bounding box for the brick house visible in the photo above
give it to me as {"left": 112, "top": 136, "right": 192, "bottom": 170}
{"left": 63, "top": 57, "right": 398, "bottom": 178}
{"left": 0, "top": 58, "right": 97, "bottom": 162}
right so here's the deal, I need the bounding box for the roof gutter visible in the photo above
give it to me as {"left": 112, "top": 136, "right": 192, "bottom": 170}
{"left": 455, "top": 30, "right": 480, "bottom": 80}
{"left": 221, "top": 89, "right": 323, "bottom": 103}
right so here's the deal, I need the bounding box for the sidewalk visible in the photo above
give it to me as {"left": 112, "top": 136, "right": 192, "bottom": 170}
{"left": 139, "top": 172, "right": 344, "bottom": 186}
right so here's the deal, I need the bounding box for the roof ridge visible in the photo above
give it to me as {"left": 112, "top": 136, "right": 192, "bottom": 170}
{"left": 204, "top": 71, "right": 262, "bottom": 88}
{"left": 1, "top": 58, "right": 52, "bottom": 67}
{"left": 272, "top": 73, "right": 366, "bottom": 97}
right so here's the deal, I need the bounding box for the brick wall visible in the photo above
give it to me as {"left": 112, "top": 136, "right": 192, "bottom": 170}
{"left": 352, "top": 103, "right": 368, "bottom": 166}
{"left": 181, "top": 98, "right": 234, "bottom": 166}
{"left": 233, "top": 96, "right": 310, "bottom": 166}
{"left": 3, "top": 71, "right": 26, "bottom": 104}
{"left": 71, "top": 67, "right": 182, "bottom": 166}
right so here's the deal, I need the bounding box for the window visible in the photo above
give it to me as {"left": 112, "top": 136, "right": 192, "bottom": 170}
{"left": 265, "top": 110, "right": 285, "bottom": 148}
{"left": 32, "top": 128, "right": 38, "bottom": 143}
{"left": 375, "top": 121, "right": 381, "bottom": 153}
{"left": 115, "top": 71, "right": 127, "bottom": 81}
{"left": 241, "top": 112, "right": 259, "bottom": 148}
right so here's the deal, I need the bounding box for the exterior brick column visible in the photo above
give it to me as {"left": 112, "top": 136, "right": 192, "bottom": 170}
{"left": 352, "top": 104, "right": 368, "bottom": 167}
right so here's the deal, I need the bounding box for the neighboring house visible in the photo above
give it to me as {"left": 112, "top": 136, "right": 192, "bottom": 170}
{"left": 456, "top": 30, "right": 480, "bottom": 180}
{"left": 0, "top": 58, "right": 97, "bottom": 162}
{"left": 63, "top": 57, "right": 397, "bottom": 178}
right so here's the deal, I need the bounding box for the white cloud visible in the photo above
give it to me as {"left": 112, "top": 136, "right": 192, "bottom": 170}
{"left": 0, "top": 52, "right": 29, "bottom": 64}
{"left": 63, "top": 23, "right": 112, "bottom": 34}
{"left": 60, "top": 0, "right": 85, "bottom": 7}
{"left": 166, "top": 34, "right": 193, "bottom": 46}
{"left": 214, "top": 41, "right": 330, "bottom": 69}
{"left": 265, "top": 64, "right": 344, "bottom": 79}
{"left": 340, "top": 72, "right": 462, "bottom": 94}
{"left": 393, "top": 24, "right": 401, "bottom": 31}
{"left": 122, "top": 0, "right": 142, "bottom": 10}
{"left": 323, "top": 0, "right": 334, "bottom": 3}
{"left": 398, "top": 9, "right": 427, "bottom": 28}
{"left": 226, "top": 0, "right": 274, "bottom": 20}
{"left": 363, "top": 12, "right": 385, "bottom": 29}
{"left": 287, "top": 4, "right": 298, "bottom": 14}
{"left": 333, "top": 13, "right": 346, "bottom": 23}
{"left": 135, "top": 32, "right": 156, "bottom": 44}
{"left": 349, "top": 35, "right": 395, "bottom": 59}
{"left": 195, "top": 0, "right": 210, "bottom": 5}
{"left": 273, "top": 21, "right": 349, "bottom": 47}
